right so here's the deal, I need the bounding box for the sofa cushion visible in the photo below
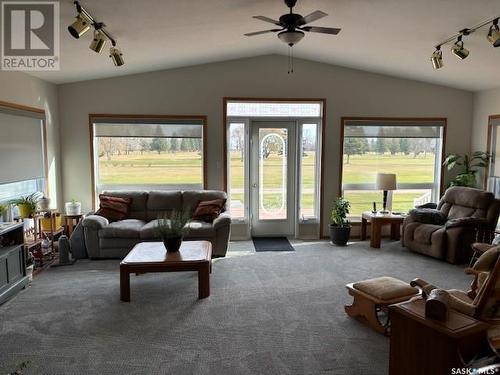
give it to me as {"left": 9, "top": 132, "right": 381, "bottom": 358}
{"left": 192, "top": 199, "right": 226, "bottom": 222}
{"left": 102, "top": 191, "right": 148, "bottom": 220}
{"left": 96, "top": 194, "right": 132, "bottom": 222}
{"left": 146, "top": 191, "right": 183, "bottom": 221}
{"left": 185, "top": 220, "right": 215, "bottom": 238}
{"left": 182, "top": 190, "right": 227, "bottom": 212}
{"left": 414, "top": 223, "right": 442, "bottom": 244}
{"left": 140, "top": 220, "right": 162, "bottom": 239}
{"left": 99, "top": 219, "right": 145, "bottom": 238}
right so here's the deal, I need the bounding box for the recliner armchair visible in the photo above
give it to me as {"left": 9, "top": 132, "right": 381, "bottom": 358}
{"left": 402, "top": 186, "right": 500, "bottom": 264}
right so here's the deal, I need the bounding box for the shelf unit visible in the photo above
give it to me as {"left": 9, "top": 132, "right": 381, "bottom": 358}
{"left": 0, "top": 222, "right": 29, "bottom": 305}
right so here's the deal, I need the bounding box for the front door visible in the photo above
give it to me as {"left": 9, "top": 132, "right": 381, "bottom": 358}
{"left": 250, "top": 121, "right": 296, "bottom": 236}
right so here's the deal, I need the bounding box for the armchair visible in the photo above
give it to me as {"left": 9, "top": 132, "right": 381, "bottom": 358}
{"left": 411, "top": 246, "right": 500, "bottom": 322}
{"left": 402, "top": 186, "right": 500, "bottom": 264}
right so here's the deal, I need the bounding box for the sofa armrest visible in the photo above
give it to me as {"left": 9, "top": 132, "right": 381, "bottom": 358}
{"left": 213, "top": 212, "right": 231, "bottom": 229}
{"left": 417, "top": 202, "right": 437, "bottom": 209}
{"left": 82, "top": 215, "right": 109, "bottom": 230}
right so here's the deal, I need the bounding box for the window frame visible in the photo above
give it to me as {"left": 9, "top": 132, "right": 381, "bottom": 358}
{"left": 0, "top": 100, "right": 48, "bottom": 203}
{"left": 89, "top": 114, "right": 207, "bottom": 209}
{"left": 339, "top": 117, "right": 447, "bottom": 217}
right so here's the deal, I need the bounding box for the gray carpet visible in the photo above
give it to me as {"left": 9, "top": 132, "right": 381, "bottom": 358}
{"left": 0, "top": 240, "right": 469, "bottom": 375}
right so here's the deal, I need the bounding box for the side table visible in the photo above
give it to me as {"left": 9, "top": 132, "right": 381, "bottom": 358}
{"left": 64, "top": 214, "right": 83, "bottom": 237}
{"left": 389, "top": 298, "right": 489, "bottom": 375}
{"left": 361, "top": 211, "right": 405, "bottom": 248}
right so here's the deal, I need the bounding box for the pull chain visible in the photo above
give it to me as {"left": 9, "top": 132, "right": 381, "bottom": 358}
{"left": 288, "top": 46, "right": 294, "bottom": 74}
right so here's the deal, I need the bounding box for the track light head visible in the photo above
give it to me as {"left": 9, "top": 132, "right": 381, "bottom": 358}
{"left": 488, "top": 19, "right": 500, "bottom": 47}
{"left": 109, "top": 46, "right": 124, "bottom": 67}
{"left": 451, "top": 37, "right": 469, "bottom": 60}
{"left": 431, "top": 47, "right": 443, "bottom": 69}
{"left": 68, "top": 14, "right": 90, "bottom": 39}
{"left": 89, "top": 29, "right": 107, "bottom": 53}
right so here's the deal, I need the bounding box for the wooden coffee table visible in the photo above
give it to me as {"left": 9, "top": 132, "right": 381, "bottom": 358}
{"left": 361, "top": 211, "right": 405, "bottom": 248}
{"left": 120, "top": 240, "right": 212, "bottom": 302}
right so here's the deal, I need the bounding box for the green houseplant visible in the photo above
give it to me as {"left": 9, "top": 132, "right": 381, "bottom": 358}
{"left": 155, "top": 209, "right": 192, "bottom": 253}
{"left": 9, "top": 193, "right": 40, "bottom": 218}
{"left": 329, "top": 197, "right": 351, "bottom": 246}
{"left": 443, "top": 152, "right": 490, "bottom": 188}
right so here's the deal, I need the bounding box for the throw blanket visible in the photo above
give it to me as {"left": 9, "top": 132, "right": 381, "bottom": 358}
{"left": 408, "top": 208, "right": 447, "bottom": 225}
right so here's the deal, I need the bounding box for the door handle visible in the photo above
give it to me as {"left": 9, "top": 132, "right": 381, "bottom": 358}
{"left": 252, "top": 183, "right": 257, "bottom": 188}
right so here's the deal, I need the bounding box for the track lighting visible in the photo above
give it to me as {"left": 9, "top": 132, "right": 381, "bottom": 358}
{"left": 430, "top": 13, "right": 500, "bottom": 70}
{"left": 68, "top": 1, "right": 124, "bottom": 67}
{"left": 451, "top": 36, "right": 469, "bottom": 60}
{"left": 430, "top": 47, "right": 443, "bottom": 69}
{"left": 488, "top": 19, "right": 500, "bottom": 47}
{"left": 89, "top": 29, "right": 107, "bottom": 53}
{"left": 109, "top": 46, "right": 124, "bottom": 67}
{"left": 68, "top": 14, "right": 90, "bottom": 39}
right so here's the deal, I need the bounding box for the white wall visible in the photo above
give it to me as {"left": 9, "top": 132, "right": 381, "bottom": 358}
{"left": 0, "top": 70, "right": 62, "bottom": 208}
{"left": 57, "top": 54, "right": 473, "bottom": 234}
{"left": 472, "top": 87, "right": 500, "bottom": 153}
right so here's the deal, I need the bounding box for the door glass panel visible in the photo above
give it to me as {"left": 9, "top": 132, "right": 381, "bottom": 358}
{"left": 300, "top": 123, "right": 317, "bottom": 219}
{"left": 259, "top": 128, "right": 287, "bottom": 220}
{"left": 228, "top": 123, "right": 246, "bottom": 219}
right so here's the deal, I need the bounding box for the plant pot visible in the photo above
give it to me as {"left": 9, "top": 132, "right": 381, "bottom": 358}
{"left": 65, "top": 201, "right": 81, "bottom": 216}
{"left": 17, "top": 204, "right": 33, "bottom": 218}
{"left": 163, "top": 236, "right": 183, "bottom": 253}
{"left": 329, "top": 224, "right": 351, "bottom": 246}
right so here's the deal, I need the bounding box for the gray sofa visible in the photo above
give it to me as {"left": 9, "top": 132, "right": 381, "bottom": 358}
{"left": 82, "top": 190, "right": 231, "bottom": 259}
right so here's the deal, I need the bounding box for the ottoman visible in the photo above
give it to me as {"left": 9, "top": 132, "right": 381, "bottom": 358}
{"left": 345, "top": 276, "right": 419, "bottom": 335}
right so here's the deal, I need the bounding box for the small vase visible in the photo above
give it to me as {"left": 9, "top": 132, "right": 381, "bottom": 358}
{"left": 163, "top": 236, "right": 183, "bottom": 253}
{"left": 17, "top": 204, "right": 33, "bottom": 219}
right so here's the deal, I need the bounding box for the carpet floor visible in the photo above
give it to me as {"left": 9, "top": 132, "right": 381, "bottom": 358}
{"left": 0, "top": 240, "right": 469, "bottom": 375}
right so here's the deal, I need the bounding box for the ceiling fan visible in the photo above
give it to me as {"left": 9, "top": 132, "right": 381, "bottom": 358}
{"left": 244, "top": 0, "right": 341, "bottom": 47}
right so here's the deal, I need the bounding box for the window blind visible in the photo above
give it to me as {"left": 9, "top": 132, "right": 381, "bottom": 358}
{"left": 93, "top": 120, "right": 203, "bottom": 138}
{"left": 0, "top": 110, "right": 45, "bottom": 184}
{"left": 344, "top": 124, "right": 442, "bottom": 138}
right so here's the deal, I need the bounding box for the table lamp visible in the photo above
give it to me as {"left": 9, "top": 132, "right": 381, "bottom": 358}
{"left": 376, "top": 173, "right": 397, "bottom": 214}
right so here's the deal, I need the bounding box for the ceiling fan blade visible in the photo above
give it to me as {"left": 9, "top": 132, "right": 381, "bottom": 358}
{"left": 253, "top": 15, "right": 282, "bottom": 26}
{"left": 298, "top": 10, "right": 328, "bottom": 25}
{"left": 302, "top": 26, "right": 341, "bottom": 35}
{"left": 244, "top": 29, "right": 281, "bottom": 36}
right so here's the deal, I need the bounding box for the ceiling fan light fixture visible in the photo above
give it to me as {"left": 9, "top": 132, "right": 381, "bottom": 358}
{"left": 109, "top": 46, "right": 124, "bottom": 67}
{"left": 68, "top": 14, "right": 90, "bottom": 39}
{"left": 89, "top": 29, "right": 107, "bottom": 53}
{"left": 487, "top": 19, "right": 500, "bottom": 47}
{"left": 430, "top": 48, "right": 443, "bottom": 69}
{"left": 451, "top": 38, "right": 469, "bottom": 60}
{"left": 278, "top": 30, "right": 305, "bottom": 46}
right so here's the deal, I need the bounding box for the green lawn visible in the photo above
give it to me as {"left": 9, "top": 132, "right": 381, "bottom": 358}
{"left": 98, "top": 151, "right": 203, "bottom": 185}
{"left": 99, "top": 150, "right": 434, "bottom": 218}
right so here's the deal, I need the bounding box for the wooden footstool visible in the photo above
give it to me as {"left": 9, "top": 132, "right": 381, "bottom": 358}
{"left": 345, "top": 276, "right": 419, "bottom": 335}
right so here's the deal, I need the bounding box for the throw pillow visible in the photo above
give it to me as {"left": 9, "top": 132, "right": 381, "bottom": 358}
{"left": 192, "top": 199, "right": 226, "bottom": 222}
{"left": 96, "top": 195, "right": 132, "bottom": 222}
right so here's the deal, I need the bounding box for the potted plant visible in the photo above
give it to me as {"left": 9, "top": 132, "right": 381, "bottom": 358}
{"left": 155, "top": 209, "right": 191, "bottom": 253}
{"left": 329, "top": 197, "right": 351, "bottom": 246}
{"left": 65, "top": 198, "right": 82, "bottom": 216}
{"left": 9, "top": 193, "right": 40, "bottom": 218}
{"left": 443, "top": 151, "right": 490, "bottom": 188}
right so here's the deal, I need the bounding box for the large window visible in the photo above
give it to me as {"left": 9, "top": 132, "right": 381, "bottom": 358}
{"left": 91, "top": 117, "right": 205, "bottom": 198}
{"left": 341, "top": 119, "right": 445, "bottom": 216}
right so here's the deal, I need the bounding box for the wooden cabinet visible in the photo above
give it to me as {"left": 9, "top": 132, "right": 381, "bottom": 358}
{"left": 0, "top": 223, "right": 29, "bottom": 305}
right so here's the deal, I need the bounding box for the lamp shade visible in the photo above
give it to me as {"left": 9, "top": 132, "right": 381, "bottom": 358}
{"left": 376, "top": 173, "right": 397, "bottom": 190}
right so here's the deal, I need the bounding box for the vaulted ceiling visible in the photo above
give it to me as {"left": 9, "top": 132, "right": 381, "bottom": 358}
{"left": 30, "top": 0, "right": 500, "bottom": 91}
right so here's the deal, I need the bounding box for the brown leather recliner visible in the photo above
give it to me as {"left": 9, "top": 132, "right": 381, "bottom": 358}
{"left": 401, "top": 187, "right": 500, "bottom": 264}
